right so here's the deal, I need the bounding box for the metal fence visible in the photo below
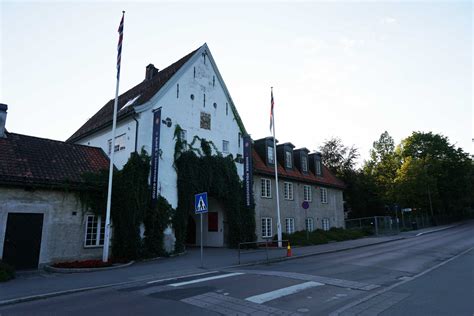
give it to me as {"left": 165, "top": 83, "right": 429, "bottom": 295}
{"left": 345, "top": 214, "right": 437, "bottom": 235}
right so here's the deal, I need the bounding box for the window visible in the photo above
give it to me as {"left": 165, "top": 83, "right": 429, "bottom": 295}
{"left": 285, "top": 218, "right": 295, "bottom": 234}
{"left": 322, "top": 218, "right": 330, "bottom": 231}
{"left": 303, "top": 185, "right": 312, "bottom": 202}
{"left": 208, "top": 212, "right": 218, "bottom": 232}
{"left": 222, "top": 140, "right": 229, "bottom": 153}
{"left": 285, "top": 151, "right": 292, "bottom": 168}
{"left": 226, "top": 102, "right": 229, "bottom": 116}
{"left": 238, "top": 133, "right": 241, "bottom": 148}
{"left": 180, "top": 129, "right": 187, "bottom": 144}
{"left": 176, "top": 84, "right": 179, "bottom": 98}
{"left": 320, "top": 187, "right": 328, "bottom": 204}
{"left": 316, "top": 160, "right": 322, "bottom": 176}
{"left": 200, "top": 112, "right": 211, "bottom": 130}
{"left": 284, "top": 182, "right": 293, "bottom": 200}
{"left": 267, "top": 146, "right": 274, "bottom": 164}
{"left": 261, "top": 217, "right": 272, "bottom": 238}
{"left": 305, "top": 218, "right": 314, "bottom": 232}
{"left": 302, "top": 156, "right": 308, "bottom": 172}
{"left": 261, "top": 178, "right": 271, "bottom": 198}
{"left": 107, "top": 133, "right": 126, "bottom": 155}
{"left": 203, "top": 94, "right": 206, "bottom": 107}
{"left": 213, "top": 76, "right": 215, "bottom": 87}
{"left": 85, "top": 215, "right": 105, "bottom": 247}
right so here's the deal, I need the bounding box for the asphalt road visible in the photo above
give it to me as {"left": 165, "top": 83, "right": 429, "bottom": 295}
{"left": 1, "top": 222, "right": 473, "bottom": 315}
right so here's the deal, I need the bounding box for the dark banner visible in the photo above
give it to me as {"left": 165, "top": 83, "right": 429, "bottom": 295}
{"left": 150, "top": 108, "right": 161, "bottom": 204}
{"left": 243, "top": 135, "right": 253, "bottom": 207}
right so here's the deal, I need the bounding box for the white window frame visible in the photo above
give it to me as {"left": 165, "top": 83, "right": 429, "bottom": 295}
{"left": 261, "top": 178, "right": 272, "bottom": 198}
{"left": 84, "top": 215, "right": 105, "bottom": 247}
{"left": 261, "top": 217, "right": 272, "bottom": 238}
{"left": 305, "top": 218, "right": 314, "bottom": 232}
{"left": 222, "top": 140, "right": 229, "bottom": 153}
{"left": 284, "top": 182, "right": 294, "bottom": 200}
{"left": 320, "top": 187, "right": 328, "bottom": 204}
{"left": 303, "top": 185, "right": 312, "bottom": 202}
{"left": 285, "top": 218, "right": 295, "bottom": 234}
{"left": 285, "top": 151, "right": 292, "bottom": 168}
{"left": 302, "top": 156, "right": 308, "bottom": 172}
{"left": 322, "top": 218, "right": 330, "bottom": 231}
{"left": 267, "top": 146, "right": 274, "bottom": 164}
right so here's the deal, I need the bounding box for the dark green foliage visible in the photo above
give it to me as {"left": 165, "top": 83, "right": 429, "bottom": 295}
{"left": 173, "top": 133, "right": 256, "bottom": 251}
{"left": 143, "top": 196, "right": 173, "bottom": 257}
{"left": 0, "top": 260, "right": 15, "bottom": 282}
{"left": 79, "top": 150, "right": 172, "bottom": 260}
{"left": 281, "top": 228, "right": 369, "bottom": 247}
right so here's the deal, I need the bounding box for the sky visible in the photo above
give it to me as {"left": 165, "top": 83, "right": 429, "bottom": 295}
{"left": 1, "top": 1, "right": 472, "bottom": 164}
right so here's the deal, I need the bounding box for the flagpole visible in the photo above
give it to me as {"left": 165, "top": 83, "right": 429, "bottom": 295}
{"left": 103, "top": 11, "right": 125, "bottom": 262}
{"left": 271, "top": 87, "right": 283, "bottom": 248}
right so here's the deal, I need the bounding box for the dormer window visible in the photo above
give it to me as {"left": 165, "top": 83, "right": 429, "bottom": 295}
{"left": 316, "top": 160, "right": 322, "bottom": 176}
{"left": 285, "top": 151, "right": 292, "bottom": 168}
{"left": 302, "top": 156, "right": 308, "bottom": 172}
{"left": 267, "top": 146, "right": 274, "bottom": 164}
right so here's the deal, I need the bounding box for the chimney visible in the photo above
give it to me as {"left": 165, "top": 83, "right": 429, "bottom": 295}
{"left": 0, "top": 103, "right": 7, "bottom": 138}
{"left": 145, "top": 64, "right": 159, "bottom": 80}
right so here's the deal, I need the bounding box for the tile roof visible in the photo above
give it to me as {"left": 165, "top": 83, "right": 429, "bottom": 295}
{"left": 0, "top": 132, "right": 109, "bottom": 189}
{"left": 252, "top": 149, "right": 345, "bottom": 189}
{"left": 67, "top": 46, "right": 200, "bottom": 142}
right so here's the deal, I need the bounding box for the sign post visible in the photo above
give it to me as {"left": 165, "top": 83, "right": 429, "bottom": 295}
{"left": 195, "top": 192, "right": 208, "bottom": 267}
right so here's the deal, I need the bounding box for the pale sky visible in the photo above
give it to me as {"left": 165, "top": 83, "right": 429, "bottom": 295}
{"left": 1, "top": 1, "right": 472, "bottom": 163}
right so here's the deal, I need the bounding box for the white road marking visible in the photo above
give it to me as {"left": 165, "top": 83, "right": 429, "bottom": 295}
{"left": 147, "top": 271, "right": 219, "bottom": 284}
{"left": 245, "top": 281, "right": 323, "bottom": 304}
{"left": 169, "top": 272, "right": 244, "bottom": 287}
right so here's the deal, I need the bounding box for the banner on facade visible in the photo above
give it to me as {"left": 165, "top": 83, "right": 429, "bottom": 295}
{"left": 243, "top": 135, "right": 253, "bottom": 207}
{"left": 150, "top": 109, "right": 162, "bottom": 204}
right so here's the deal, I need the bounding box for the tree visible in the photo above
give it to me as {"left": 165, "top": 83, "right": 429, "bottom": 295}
{"left": 319, "top": 137, "right": 359, "bottom": 178}
{"left": 395, "top": 132, "right": 472, "bottom": 219}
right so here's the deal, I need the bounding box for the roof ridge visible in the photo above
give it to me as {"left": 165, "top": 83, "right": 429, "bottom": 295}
{"left": 7, "top": 132, "right": 104, "bottom": 151}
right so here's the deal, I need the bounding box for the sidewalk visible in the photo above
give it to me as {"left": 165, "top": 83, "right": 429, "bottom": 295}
{"left": 0, "top": 223, "right": 460, "bottom": 306}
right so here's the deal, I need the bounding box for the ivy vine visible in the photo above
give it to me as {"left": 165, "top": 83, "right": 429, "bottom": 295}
{"left": 172, "top": 125, "right": 256, "bottom": 251}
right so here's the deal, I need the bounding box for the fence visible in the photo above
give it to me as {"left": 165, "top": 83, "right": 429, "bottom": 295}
{"left": 345, "top": 214, "right": 437, "bottom": 235}
{"left": 237, "top": 240, "right": 289, "bottom": 265}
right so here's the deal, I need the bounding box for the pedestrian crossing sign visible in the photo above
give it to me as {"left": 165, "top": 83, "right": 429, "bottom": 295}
{"left": 195, "top": 192, "right": 208, "bottom": 214}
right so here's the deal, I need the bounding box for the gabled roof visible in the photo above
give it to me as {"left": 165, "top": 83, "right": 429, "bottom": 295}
{"left": 253, "top": 149, "right": 345, "bottom": 189}
{"left": 0, "top": 132, "right": 109, "bottom": 189}
{"left": 67, "top": 47, "right": 199, "bottom": 142}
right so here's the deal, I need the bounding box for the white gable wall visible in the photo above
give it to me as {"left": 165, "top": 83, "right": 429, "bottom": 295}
{"left": 136, "top": 50, "right": 244, "bottom": 208}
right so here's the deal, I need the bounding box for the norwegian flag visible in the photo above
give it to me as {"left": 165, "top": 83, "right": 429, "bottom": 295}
{"left": 116, "top": 11, "right": 125, "bottom": 79}
{"left": 270, "top": 89, "right": 274, "bottom": 132}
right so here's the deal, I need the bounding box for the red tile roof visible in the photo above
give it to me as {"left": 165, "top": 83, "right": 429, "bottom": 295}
{"left": 67, "top": 46, "right": 200, "bottom": 143}
{"left": 252, "top": 149, "right": 345, "bottom": 189}
{"left": 0, "top": 132, "right": 109, "bottom": 189}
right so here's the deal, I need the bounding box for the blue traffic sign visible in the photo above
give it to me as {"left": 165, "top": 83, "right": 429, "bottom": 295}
{"left": 195, "top": 192, "right": 208, "bottom": 214}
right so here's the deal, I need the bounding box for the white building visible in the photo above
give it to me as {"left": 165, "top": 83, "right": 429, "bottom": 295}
{"left": 68, "top": 44, "right": 248, "bottom": 248}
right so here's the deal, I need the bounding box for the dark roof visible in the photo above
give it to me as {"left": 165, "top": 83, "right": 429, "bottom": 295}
{"left": 253, "top": 149, "right": 345, "bottom": 189}
{"left": 0, "top": 132, "right": 109, "bottom": 189}
{"left": 67, "top": 46, "right": 200, "bottom": 142}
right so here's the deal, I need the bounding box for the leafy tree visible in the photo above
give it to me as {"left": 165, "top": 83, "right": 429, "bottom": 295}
{"left": 319, "top": 137, "right": 359, "bottom": 178}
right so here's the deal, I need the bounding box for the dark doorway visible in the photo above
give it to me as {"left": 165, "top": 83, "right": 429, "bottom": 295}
{"left": 185, "top": 215, "right": 196, "bottom": 245}
{"left": 3, "top": 213, "right": 44, "bottom": 269}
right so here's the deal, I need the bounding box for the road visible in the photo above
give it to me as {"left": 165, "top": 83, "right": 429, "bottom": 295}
{"left": 1, "top": 222, "right": 473, "bottom": 315}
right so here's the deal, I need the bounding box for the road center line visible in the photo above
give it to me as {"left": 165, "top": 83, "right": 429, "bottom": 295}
{"left": 147, "top": 271, "right": 219, "bottom": 284}
{"left": 245, "top": 281, "right": 324, "bottom": 304}
{"left": 169, "top": 272, "right": 244, "bottom": 287}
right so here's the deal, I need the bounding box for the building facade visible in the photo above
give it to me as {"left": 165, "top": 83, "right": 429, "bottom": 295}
{"left": 68, "top": 44, "right": 248, "bottom": 248}
{"left": 0, "top": 105, "right": 110, "bottom": 269}
{"left": 253, "top": 137, "right": 345, "bottom": 241}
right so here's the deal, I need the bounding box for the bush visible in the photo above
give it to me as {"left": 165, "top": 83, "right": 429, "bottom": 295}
{"left": 280, "top": 227, "right": 371, "bottom": 247}
{"left": 0, "top": 261, "right": 15, "bottom": 282}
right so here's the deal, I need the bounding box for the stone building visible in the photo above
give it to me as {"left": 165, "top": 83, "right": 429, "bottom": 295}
{"left": 252, "top": 137, "right": 345, "bottom": 241}
{"left": 0, "top": 104, "right": 110, "bottom": 269}
{"left": 67, "top": 43, "right": 248, "bottom": 248}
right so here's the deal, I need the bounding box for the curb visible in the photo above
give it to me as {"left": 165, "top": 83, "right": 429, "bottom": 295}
{"left": 227, "top": 237, "right": 407, "bottom": 269}
{"left": 43, "top": 261, "right": 135, "bottom": 274}
{"left": 414, "top": 224, "right": 461, "bottom": 237}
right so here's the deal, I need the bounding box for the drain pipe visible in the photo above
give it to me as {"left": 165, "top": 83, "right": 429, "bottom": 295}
{"left": 132, "top": 113, "right": 139, "bottom": 153}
